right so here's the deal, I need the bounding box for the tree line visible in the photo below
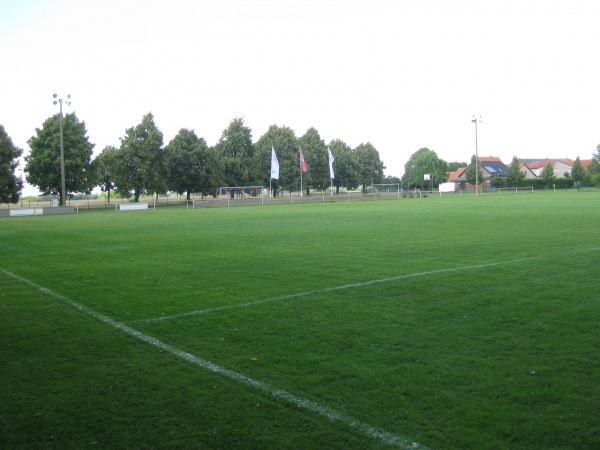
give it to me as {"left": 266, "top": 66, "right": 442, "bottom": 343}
{"left": 3, "top": 116, "right": 600, "bottom": 205}
{"left": 4, "top": 113, "right": 389, "bottom": 203}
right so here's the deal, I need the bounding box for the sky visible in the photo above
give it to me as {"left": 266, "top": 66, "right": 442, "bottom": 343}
{"left": 1, "top": 0, "right": 599, "bottom": 195}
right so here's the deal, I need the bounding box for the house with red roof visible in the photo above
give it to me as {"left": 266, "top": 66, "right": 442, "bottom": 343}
{"left": 447, "top": 168, "right": 467, "bottom": 184}
{"left": 447, "top": 157, "right": 590, "bottom": 189}
{"left": 446, "top": 156, "right": 508, "bottom": 190}
{"left": 519, "top": 162, "right": 537, "bottom": 179}
{"left": 519, "top": 159, "right": 576, "bottom": 178}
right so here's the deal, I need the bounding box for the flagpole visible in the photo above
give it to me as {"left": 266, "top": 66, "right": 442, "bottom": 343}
{"left": 270, "top": 145, "right": 279, "bottom": 199}
{"left": 327, "top": 148, "right": 334, "bottom": 196}
{"left": 299, "top": 146, "right": 303, "bottom": 198}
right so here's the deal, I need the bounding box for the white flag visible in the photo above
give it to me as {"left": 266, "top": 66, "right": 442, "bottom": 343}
{"left": 270, "top": 146, "right": 279, "bottom": 179}
{"left": 328, "top": 148, "right": 335, "bottom": 179}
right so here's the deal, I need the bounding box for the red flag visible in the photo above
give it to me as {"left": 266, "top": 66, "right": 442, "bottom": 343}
{"left": 299, "top": 147, "right": 307, "bottom": 172}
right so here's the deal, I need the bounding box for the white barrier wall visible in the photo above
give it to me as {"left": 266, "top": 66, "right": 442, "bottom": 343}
{"left": 10, "top": 208, "right": 44, "bottom": 216}
{"left": 439, "top": 183, "right": 456, "bottom": 193}
{"left": 118, "top": 203, "right": 149, "bottom": 211}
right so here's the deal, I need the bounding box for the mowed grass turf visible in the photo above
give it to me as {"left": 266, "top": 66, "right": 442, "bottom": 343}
{"left": 1, "top": 192, "right": 599, "bottom": 449}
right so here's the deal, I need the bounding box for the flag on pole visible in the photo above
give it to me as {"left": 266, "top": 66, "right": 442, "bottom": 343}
{"left": 328, "top": 148, "right": 335, "bottom": 179}
{"left": 270, "top": 146, "right": 279, "bottom": 179}
{"left": 299, "top": 146, "right": 307, "bottom": 172}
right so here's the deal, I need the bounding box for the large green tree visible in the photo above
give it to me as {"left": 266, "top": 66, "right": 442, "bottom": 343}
{"left": 328, "top": 139, "right": 360, "bottom": 194}
{"left": 0, "top": 124, "right": 23, "bottom": 204}
{"left": 114, "top": 113, "right": 165, "bottom": 202}
{"left": 196, "top": 146, "right": 224, "bottom": 198}
{"left": 505, "top": 156, "right": 526, "bottom": 187}
{"left": 254, "top": 125, "right": 298, "bottom": 197}
{"left": 26, "top": 112, "right": 95, "bottom": 200}
{"left": 587, "top": 159, "right": 600, "bottom": 175}
{"left": 587, "top": 145, "right": 600, "bottom": 175}
{"left": 165, "top": 129, "right": 219, "bottom": 200}
{"left": 571, "top": 157, "right": 585, "bottom": 187}
{"left": 92, "top": 145, "right": 119, "bottom": 203}
{"left": 354, "top": 142, "right": 385, "bottom": 192}
{"left": 215, "top": 118, "right": 255, "bottom": 187}
{"left": 92, "top": 145, "right": 119, "bottom": 202}
{"left": 402, "top": 148, "right": 447, "bottom": 190}
{"left": 447, "top": 161, "right": 468, "bottom": 172}
{"left": 542, "top": 160, "right": 555, "bottom": 188}
{"left": 298, "top": 128, "right": 328, "bottom": 194}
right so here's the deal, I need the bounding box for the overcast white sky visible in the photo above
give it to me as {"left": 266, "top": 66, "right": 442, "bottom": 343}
{"left": 1, "top": 0, "right": 599, "bottom": 195}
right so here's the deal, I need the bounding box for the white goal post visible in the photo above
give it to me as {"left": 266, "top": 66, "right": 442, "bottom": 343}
{"left": 372, "top": 184, "right": 401, "bottom": 194}
{"left": 215, "top": 186, "right": 264, "bottom": 199}
{"left": 497, "top": 187, "right": 534, "bottom": 194}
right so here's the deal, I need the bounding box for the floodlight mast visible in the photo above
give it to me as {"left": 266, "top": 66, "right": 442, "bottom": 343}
{"left": 471, "top": 115, "right": 482, "bottom": 195}
{"left": 53, "top": 93, "right": 71, "bottom": 206}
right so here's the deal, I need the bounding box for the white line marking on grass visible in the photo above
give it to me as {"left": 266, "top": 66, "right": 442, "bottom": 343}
{"left": 135, "top": 248, "right": 600, "bottom": 324}
{"left": 1, "top": 268, "right": 426, "bottom": 449}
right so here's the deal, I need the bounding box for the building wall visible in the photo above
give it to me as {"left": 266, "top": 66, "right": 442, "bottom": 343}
{"left": 520, "top": 166, "right": 537, "bottom": 179}
{"left": 554, "top": 161, "right": 572, "bottom": 177}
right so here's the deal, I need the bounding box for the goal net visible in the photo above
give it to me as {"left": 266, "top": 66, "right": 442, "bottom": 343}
{"left": 372, "top": 184, "right": 400, "bottom": 194}
{"left": 215, "top": 186, "right": 264, "bottom": 199}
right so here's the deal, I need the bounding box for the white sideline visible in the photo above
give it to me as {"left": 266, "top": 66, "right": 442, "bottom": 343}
{"left": 1, "top": 268, "right": 425, "bottom": 449}
{"left": 134, "top": 253, "right": 561, "bottom": 324}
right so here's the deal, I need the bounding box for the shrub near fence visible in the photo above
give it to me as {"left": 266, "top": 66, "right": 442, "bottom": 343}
{"left": 489, "top": 177, "right": 575, "bottom": 190}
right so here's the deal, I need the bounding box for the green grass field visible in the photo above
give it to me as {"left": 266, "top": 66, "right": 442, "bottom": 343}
{"left": 1, "top": 192, "right": 599, "bottom": 449}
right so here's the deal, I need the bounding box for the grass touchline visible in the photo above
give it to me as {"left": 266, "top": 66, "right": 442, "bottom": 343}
{"left": 2, "top": 193, "right": 598, "bottom": 449}
{"left": 131, "top": 247, "right": 600, "bottom": 324}
{"left": 2, "top": 267, "right": 425, "bottom": 450}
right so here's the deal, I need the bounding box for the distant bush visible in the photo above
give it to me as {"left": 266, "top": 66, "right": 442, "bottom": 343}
{"left": 488, "top": 177, "right": 576, "bottom": 190}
